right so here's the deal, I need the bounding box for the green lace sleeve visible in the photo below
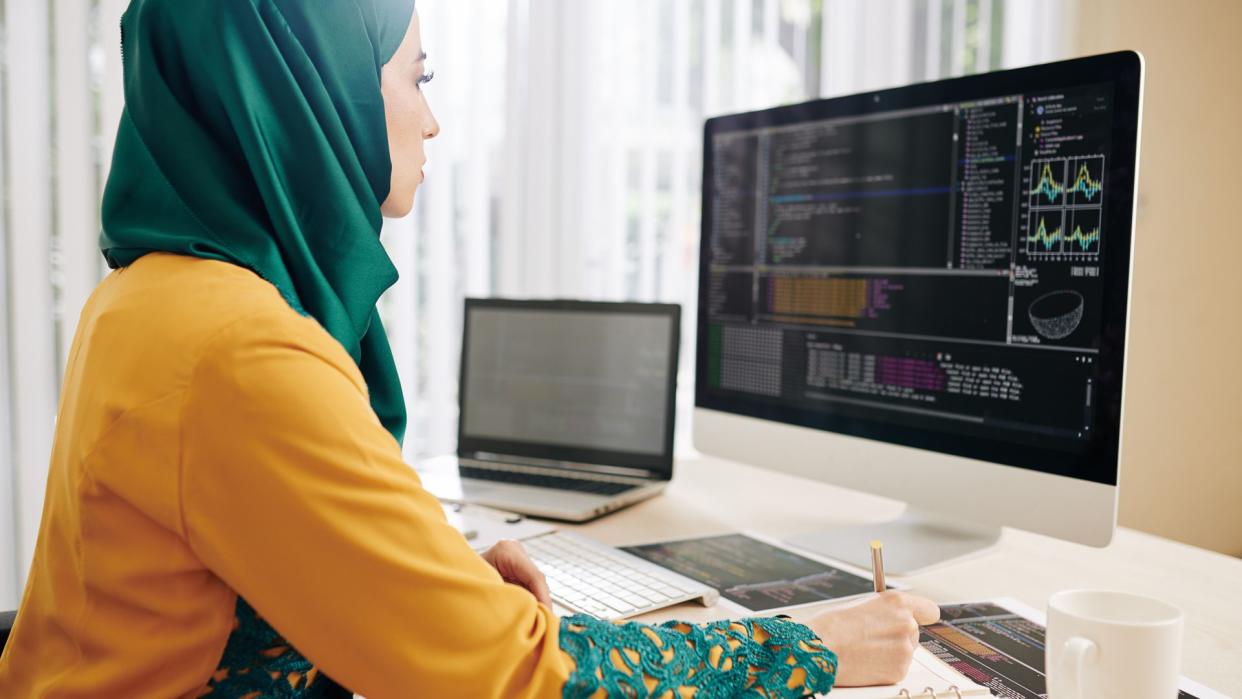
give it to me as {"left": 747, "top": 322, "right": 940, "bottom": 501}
{"left": 559, "top": 613, "right": 837, "bottom": 698}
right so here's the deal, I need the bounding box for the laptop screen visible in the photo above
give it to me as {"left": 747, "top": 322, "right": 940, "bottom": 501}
{"left": 459, "top": 300, "right": 679, "bottom": 472}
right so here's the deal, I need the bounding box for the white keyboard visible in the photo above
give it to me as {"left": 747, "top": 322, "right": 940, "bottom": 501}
{"left": 524, "top": 531, "right": 719, "bottom": 620}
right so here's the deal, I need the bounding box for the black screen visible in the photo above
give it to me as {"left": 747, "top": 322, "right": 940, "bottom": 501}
{"left": 462, "top": 307, "right": 672, "bottom": 456}
{"left": 459, "top": 299, "right": 681, "bottom": 475}
{"left": 697, "top": 52, "right": 1142, "bottom": 485}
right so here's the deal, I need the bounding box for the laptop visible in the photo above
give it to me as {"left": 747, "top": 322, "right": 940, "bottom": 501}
{"left": 419, "top": 298, "right": 680, "bottom": 522}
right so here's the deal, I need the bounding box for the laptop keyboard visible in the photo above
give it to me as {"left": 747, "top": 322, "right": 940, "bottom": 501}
{"left": 458, "top": 465, "right": 639, "bottom": 496}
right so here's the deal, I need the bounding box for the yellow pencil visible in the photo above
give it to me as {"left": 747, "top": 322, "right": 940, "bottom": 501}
{"left": 870, "top": 540, "right": 886, "bottom": 593}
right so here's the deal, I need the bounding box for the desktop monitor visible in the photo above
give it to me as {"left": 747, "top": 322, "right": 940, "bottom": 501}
{"left": 694, "top": 51, "right": 1143, "bottom": 572}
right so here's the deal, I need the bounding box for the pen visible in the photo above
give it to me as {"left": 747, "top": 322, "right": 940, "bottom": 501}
{"left": 870, "top": 540, "right": 886, "bottom": 593}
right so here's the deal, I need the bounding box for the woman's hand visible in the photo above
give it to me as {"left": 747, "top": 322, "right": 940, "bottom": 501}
{"left": 807, "top": 591, "right": 941, "bottom": 687}
{"left": 480, "top": 539, "right": 552, "bottom": 606}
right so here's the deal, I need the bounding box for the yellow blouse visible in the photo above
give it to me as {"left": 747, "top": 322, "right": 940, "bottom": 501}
{"left": 0, "top": 253, "right": 571, "bottom": 697}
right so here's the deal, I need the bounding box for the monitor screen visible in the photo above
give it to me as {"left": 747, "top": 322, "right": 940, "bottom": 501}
{"left": 460, "top": 300, "right": 680, "bottom": 471}
{"left": 696, "top": 52, "right": 1141, "bottom": 485}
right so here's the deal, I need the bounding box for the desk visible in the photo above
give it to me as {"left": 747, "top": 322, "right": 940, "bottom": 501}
{"left": 546, "top": 454, "right": 1242, "bottom": 695}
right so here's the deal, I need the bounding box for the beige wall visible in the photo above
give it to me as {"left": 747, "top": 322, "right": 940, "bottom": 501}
{"left": 1072, "top": 0, "right": 1242, "bottom": 556}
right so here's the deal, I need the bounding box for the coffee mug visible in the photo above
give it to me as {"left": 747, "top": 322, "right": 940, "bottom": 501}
{"left": 1046, "top": 589, "right": 1184, "bottom": 699}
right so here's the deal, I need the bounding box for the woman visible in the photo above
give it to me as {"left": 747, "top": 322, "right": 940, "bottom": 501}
{"left": 0, "top": 0, "right": 939, "bottom": 696}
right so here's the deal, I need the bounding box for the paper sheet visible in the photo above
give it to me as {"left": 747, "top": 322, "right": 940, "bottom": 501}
{"left": 440, "top": 502, "right": 556, "bottom": 551}
{"left": 622, "top": 530, "right": 904, "bottom": 615}
{"left": 823, "top": 647, "right": 990, "bottom": 698}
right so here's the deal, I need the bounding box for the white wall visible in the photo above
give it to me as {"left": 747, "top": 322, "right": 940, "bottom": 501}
{"left": 1072, "top": 0, "right": 1242, "bottom": 556}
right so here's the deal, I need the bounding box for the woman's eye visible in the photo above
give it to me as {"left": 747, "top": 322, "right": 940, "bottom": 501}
{"left": 416, "top": 69, "right": 435, "bottom": 88}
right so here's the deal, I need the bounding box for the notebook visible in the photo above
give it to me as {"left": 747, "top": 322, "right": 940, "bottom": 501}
{"left": 820, "top": 647, "right": 991, "bottom": 698}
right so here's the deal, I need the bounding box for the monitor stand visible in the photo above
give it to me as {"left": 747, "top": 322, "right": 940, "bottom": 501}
{"left": 784, "top": 509, "right": 1002, "bottom": 575}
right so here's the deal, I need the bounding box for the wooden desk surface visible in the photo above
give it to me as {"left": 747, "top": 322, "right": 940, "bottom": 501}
{"left": 554, "top": 454, "right": 1242, "bottom": 695}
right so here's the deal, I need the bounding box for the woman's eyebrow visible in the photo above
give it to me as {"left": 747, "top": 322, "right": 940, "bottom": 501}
{"left": 413, "top": 51, "right": 428, "bottom": 65}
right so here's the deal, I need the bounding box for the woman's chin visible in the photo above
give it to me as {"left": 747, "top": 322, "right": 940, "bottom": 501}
{"left": 380, "top": 192, "right": 416, "bottom": 219}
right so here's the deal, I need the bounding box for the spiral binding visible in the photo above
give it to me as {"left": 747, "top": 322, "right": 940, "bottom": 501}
{"left": 896, "top": 686, "right": 963, "bottom": 698}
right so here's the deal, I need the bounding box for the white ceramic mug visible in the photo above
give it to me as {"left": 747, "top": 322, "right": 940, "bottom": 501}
{"left": 1046, "top": 589, "right": 1184, "bottom": 699}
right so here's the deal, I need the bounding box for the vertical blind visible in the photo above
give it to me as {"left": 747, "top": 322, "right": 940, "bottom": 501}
{"left": 2, "top": 0, "right": 130, "bottom": 610}
{"left": 0, "top": 0, "right": 1070, "bottom": 608}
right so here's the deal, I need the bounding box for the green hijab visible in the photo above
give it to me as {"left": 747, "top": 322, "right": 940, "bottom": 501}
{"left": 101, "top": 0, "right": 416, "bottom": 444}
